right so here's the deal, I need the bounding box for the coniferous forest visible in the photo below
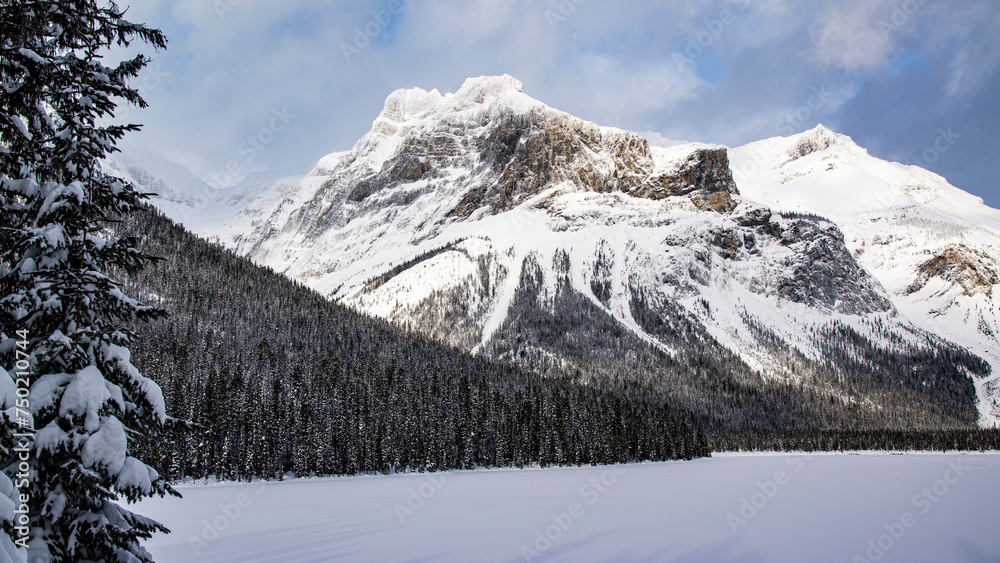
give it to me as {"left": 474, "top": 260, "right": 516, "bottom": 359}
{"left": 118, "top": 206, "right": 998, "bottom": 484}
{"left": 3, "top": 3, "right": 999, "bottom": 562}
{"left": 119, "top": 207, "right": 711, "bottom": 482}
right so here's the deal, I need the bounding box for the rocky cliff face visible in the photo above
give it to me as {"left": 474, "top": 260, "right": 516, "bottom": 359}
{"left": 732, "top": 124, "right": 1000, "bottom": 426}
{"left": 908, "top": 245, "right": 999, "bottom": 297}
{"left": 306, "top": 76, "right": 738, "bottom": 227}
{"left": 207, "top": 75, "right": 994, "bottom": 428}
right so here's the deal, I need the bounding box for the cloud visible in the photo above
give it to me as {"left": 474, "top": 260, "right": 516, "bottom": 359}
{"left": 107, "top": 0, "right": 999, "bottom": 205}
{"left": 943, "top": 9, "right": 1000, "bottom": 97}
{"left": 807, "top": 0, "right": 898, "bottom": 73}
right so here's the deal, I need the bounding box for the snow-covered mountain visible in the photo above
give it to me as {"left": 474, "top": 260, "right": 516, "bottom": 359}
{"left": 140, "top": 75, "right": 998, "bottom": 427}
{"left": 101, "top": 149, "right": 296, "bottom": 239}
{"left": 731, "top": 126, "right": 1000, "bottom": 426}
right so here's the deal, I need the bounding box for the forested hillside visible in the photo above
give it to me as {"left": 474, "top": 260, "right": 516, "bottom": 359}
{"left": 482, "top": 251, "right": 983, "bottom": 431}
{"left": 116, "top": 207, "right": 999, "bottom": 483}
{"left": 117, "top": 207, "right": 709, "bottom": 481}
{"left": 197, "top": 76, "right": 995, "bottom": 431}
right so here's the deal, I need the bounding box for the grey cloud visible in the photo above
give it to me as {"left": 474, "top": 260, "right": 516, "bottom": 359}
{"left": 113, "top": 0, "right": 999, "bottom": 204}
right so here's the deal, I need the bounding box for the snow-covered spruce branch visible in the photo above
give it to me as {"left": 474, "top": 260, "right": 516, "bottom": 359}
{"left": 1, "top": 1, "right": 178, "bottom": 562}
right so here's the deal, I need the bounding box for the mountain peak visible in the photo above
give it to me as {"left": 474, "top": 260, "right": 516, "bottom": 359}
{"left": 379, "top": 86, "right": 444, "bottom": 123}
{"left": 455, "top": 74, "right": 524, "bottom": 101}
{"left": 335, "top": 74, "right": 740, "bottom": 221}
{"left": 376, "top": 75, "right": 537, "bottom": 126}
{"left": 785, "top": 123, "right": 858, "bottom": 162}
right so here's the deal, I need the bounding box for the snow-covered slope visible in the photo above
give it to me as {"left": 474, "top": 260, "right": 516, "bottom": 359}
{"left": 101, "top": 149, "right": 295, "bottom": 239}
{"left": 206, "top": 75, "right": 992, "bottom": 428}
{"left": 732, "top": 125, "right": 1000, "bottom": 425}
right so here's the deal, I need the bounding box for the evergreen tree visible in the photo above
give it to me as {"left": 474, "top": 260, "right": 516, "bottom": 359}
{"left": 0, "top": 1, "right": 173, "bottom": 561}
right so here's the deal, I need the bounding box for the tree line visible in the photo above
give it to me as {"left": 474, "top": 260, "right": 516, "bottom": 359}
{"left": 118, "top": 206, "right": 710, "bottom": 482}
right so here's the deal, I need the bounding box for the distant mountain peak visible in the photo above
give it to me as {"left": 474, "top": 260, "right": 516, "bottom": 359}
{"left": 785, "top": 123, "right": 858, "bottom": 162}
{"left": 379, "top": 86, "right": 443, "bottom": 123}
{"left": 377, "top": 74, "right": 539, "bottom": 126}
{"left": 142, "top": 75, "right": 1000, "bottom": 427}
{"left": 456, "top": 73, "right": 525, "bottom": 99}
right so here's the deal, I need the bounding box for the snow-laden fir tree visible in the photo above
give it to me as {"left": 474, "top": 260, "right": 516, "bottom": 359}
{"left": 0, "top": 1, "right": 176, "bottom": 561}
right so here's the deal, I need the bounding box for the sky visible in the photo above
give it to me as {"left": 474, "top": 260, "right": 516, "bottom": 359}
{"left": 111, "top": 0, "right": 1000, "bottom": 207}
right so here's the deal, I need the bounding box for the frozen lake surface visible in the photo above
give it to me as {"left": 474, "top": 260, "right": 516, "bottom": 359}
{"left": 132, "top": 453, "right": 1000, "bottom": 562}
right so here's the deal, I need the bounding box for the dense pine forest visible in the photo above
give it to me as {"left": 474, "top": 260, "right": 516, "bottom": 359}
{"left": 115, "top": 207, "right": 999, "bottom": 483}
{"left": 713, "top": 428, "right": 1000, "bottom": 452}
{"left": 484, "top": 251, "right": 985, "bottom": 430}
{"left": 118, "top": 207, "right": 710, "bottom": 481}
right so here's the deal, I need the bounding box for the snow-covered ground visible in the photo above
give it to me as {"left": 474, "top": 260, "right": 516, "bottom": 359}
{"left": 132, "top": 453, "right": 1000, "bottom": 562}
